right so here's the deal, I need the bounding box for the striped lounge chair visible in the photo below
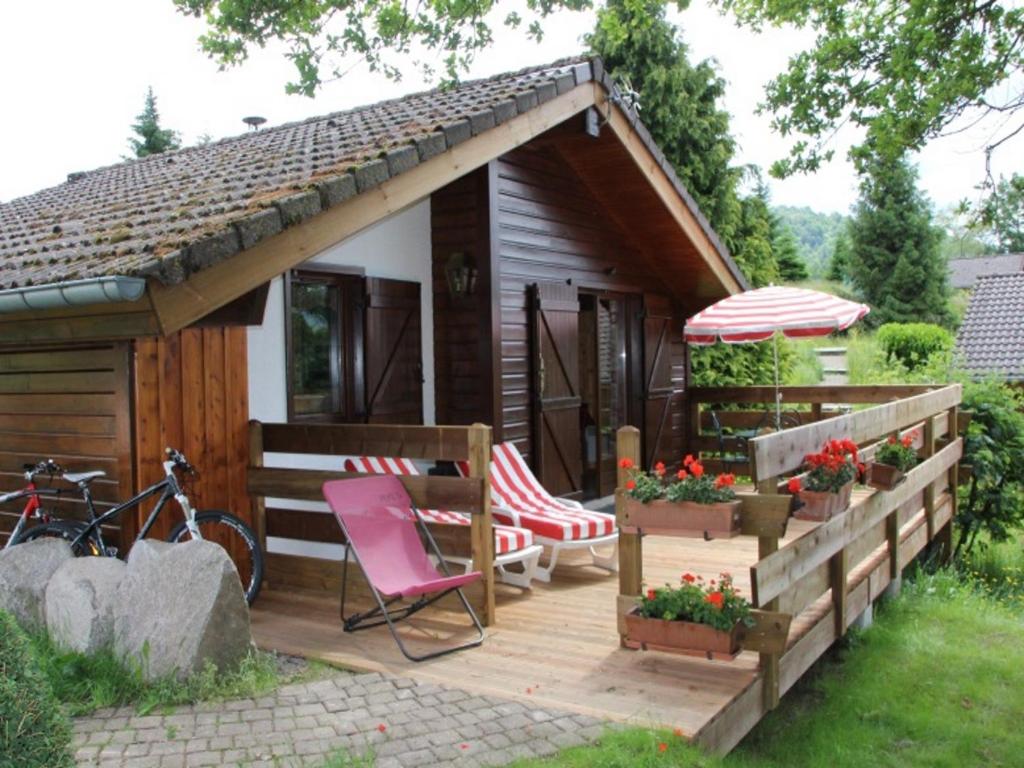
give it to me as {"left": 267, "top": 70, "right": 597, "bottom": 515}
{"left": 344, "top": 457, "right": 543, "bottom": 588}
{"left": 459, "top": 442, "right": 618, "bottom": 582}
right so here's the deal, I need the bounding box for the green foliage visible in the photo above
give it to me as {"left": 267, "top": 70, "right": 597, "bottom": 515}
{"left": 510, "top": 727, "right": 712, "bottom": 767}
{"left": 640, "top": 573, "right": 753, "bottom": 631}
{"left": 0, "top": 611, "right": 73, "bottom": 768}
{"left": 874, "top": 433, "right": 919, "bottom": 472}
{"left": 876, "top": 323, "right": 954, "bottom": 371}
{"left": 976, "top": 173, "right": 1024, "bottom": 253}
{"left": 847, "top": 155, "right": 951, "bottom": 327}
{"left": 800, "top": 439, "right": 860, "bottom": 493}
{"left": 827, "top": 228, "right": 851, "bottom": 283}
{"left": 959, "top": 534, "right": 1024, "bottom": 608}
{"left": 954, "top": 380, "right": 1024, "bottom": 559}
{"left": 714, "top": 0, "right": 1024, "bottom": 181}
{"left": 663, "top": 469, "right": 737, "bottom": 504}
{"left": 772, "top": 221, "right": 807, "bottom": 282}
{"left": 773, "top": 206, "right": 848, "bottom": 278}
{"left": 128, "top": 87, "right": 181, "bottom": 158}
{"left": 28, "top": 631, "right": 279, "bottom": 716}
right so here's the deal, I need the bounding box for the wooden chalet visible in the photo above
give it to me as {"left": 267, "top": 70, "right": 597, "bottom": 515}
{"left": 0, "top": 57, "right": 962, "bottom": 753}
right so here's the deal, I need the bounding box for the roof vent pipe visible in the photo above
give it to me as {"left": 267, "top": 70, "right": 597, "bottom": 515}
{"left": 0, "top": 276, "right": 146, "bottom": 314}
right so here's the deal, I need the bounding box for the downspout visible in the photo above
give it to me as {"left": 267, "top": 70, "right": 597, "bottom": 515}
{"left": 0, "top": 276, "right": 146, "bottom": 314}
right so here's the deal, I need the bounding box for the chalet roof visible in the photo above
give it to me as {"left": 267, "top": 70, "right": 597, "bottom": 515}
{"left": 0, "top": 57, "right": 744, "bottom": 292}
{"left": 947, "top": 254, "right": 1023, "bottom": 289}
{"left": 956, "top": 273, "right": 1024, "bottom": 381}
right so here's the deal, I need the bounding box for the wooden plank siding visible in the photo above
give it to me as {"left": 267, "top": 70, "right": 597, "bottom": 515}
{"left": 491, "top": 145, "right": 687, "bottom": 469}
{"left": 0, "top": 344, "right": 135, "bottom": 548}
{"left": 133, "top": 328, "right": 251, "bottom": 542}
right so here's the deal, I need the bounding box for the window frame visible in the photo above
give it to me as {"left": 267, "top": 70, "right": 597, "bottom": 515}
{"left": 284, "top": 266, "right": 366, "bottom": 423}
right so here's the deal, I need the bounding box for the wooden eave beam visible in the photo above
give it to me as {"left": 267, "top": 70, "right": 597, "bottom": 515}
{"left": 147, "top": 84, "right": 598, "bottom": 335}
{"left": 593, "top": 84, "right": 744, "bottom": 296}
{"left": 0, "top": 295, "right": 160, "bottom": 346}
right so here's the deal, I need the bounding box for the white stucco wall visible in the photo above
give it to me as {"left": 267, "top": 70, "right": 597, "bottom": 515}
{"left": 245, "top": 199, "right": 434, "bottom": 560}
{"left": 247, "top": 199, "right": 434, "bottom": 424}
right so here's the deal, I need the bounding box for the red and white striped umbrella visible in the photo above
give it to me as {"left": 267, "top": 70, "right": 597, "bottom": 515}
{"left": 684, "top": 286, "right": 869, "bottom": 345}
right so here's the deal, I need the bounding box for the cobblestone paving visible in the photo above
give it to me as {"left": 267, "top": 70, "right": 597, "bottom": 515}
{"left": 72, "top": 672, "right": 608, "bottom": 767}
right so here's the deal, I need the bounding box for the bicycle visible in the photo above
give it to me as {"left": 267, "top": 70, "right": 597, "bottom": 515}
{"left": 1, "top": 459, "right": 71, "bottom": 550}
{"left": 18, "top": 448, "right": 263, "bottom": 605}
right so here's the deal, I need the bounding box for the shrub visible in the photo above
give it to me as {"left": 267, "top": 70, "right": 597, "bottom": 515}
{"left": 0, "top": 611, "right": 73, "bottom": 768}
{"left": 955, "top": 381, "right": 1024, "bottom": 559}
{"left": 877, "top": 323, "right": 953, "bottom": 371}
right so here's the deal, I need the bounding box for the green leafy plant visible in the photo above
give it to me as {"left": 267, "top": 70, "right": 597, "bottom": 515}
{"left": 0, "top": 611, "right": 74, "bottom": 768}
{"left": 639, "top": 573, "right": 753, "bottom": 632}
{"left": 955, "top": 381, "right": 1024, "bottom": 559}
{"left": 877, "top": 323, "right": 954, "bottom": 371}
{"left": 874, "top": 431, "right": 919, "bottom": 472}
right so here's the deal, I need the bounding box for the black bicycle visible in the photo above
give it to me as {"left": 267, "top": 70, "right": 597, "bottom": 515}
{"left": 19, "top": 448, "right": 263, "bottom": 605}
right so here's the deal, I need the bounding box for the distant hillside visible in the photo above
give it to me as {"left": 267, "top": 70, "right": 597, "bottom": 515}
{"left": 774, "top": 206, "right": 849, "bottom": 277}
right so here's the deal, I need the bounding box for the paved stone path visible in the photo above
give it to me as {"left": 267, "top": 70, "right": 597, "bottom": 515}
{"left": 72, "top": 672, "right": 608, "bottom": 767}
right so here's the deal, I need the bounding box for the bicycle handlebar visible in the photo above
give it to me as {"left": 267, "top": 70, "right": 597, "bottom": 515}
{"left": 22, "top": 459, "right": 64, "bottom": 480}
{"left": 164, "top": 447, "right": 196, "bottom": 475}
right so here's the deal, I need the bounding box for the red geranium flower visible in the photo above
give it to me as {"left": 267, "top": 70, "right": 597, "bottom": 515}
{"left": 690, "top": 462, "right": 704, "bottom": 478}
{"left": 619, "top": 457, "right": 635, "bottom": 469}
{"left": 901, "top": 434, "right": 914, "bottom": 448}
{"left": 887, "top": 435, "right": 897, "bottom": 445}
{"left": 705, "top": 591, "right": 724, "bottom": 608}
{"left": 787, "top": 477, "right": 802, "bottom": 494}
{"left": 655, "top": 461, "right": 666, "bottom": 475}
{"left": 683, "top": 454, "right": 695, "bottom": 468}
{"left": 626, "top": 479, "right": 636, "bottom": 490}
{"left": 377, "top": 724, "right": 387, "bottom": 733}
{"left": 682, "top": 573, "right": 696, "bottom": 583}
{"left": 658, "top": 742, "right": 668, "bottom": 753}
{"left": 677, "top": 469, "right": 688, "bottom": 480}
{"left": 647, "top": 588, "right": 657, "bottom": 600}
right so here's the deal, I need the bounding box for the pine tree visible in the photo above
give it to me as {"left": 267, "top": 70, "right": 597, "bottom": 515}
{"left": 773, "top": 220, "right": 808, "bottom": 282}
{"left": 828, "top": 229, "right": 852, "bottom": 282}
{"left": 848, "top": 155, "right": 950, "bottom": 326}
{"left": 128, "top": 87, "right": 181, "bottom": 158}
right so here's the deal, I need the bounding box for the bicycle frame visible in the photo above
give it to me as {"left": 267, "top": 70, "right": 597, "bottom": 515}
{"left": 70, "top": 461, "right": 200, "bottom": 554}
{"left": 1, "top": 479, "right": 74, "bottom": 550}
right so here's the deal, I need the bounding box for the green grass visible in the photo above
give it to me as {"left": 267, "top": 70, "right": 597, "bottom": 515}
{"left": 958, "top": 533, "right": 1024, "bottom": 607}
{"left": 28, "top": 634, "right": 281, "bottom": 716}
{"left": 514, "top": 570, "right": 1024, "bottom": 768}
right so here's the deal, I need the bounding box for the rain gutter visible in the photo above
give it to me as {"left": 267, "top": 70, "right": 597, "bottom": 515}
{"left": 0, "top": 276, "right": 147, "bottom": 314}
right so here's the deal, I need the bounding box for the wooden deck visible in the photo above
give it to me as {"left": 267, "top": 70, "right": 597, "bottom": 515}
{"left": 251, "top": 519, "right": 818, "bottom": 739}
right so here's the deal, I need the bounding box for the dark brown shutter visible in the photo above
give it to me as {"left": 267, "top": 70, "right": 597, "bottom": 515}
{"left": 530, "top": 282, "right": 582, "bottom": 496}
{"left": 363, "top": 277, "right": 423, "bottom": 424}
{"left": 642, "top": 294, "right": 674, "bottom": 469}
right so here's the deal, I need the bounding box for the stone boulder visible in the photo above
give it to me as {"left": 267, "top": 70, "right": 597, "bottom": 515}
{"left": 114, "top": 539, "right": 252, "bottom": 680}
{"left": 45, "top": 557, "right": 126, "bottom": 654}
{"left": 0, "top": 538, "right": 73, "bottom": 630}
{"left": 125, "top": 538, "right": 176, "bottom": 571}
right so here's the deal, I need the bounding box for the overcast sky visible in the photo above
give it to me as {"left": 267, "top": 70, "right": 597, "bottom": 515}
{"left": 2, "top": 0, "right": 1021, "bottom": 215}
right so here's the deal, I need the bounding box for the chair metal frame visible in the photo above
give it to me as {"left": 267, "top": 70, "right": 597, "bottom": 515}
{"left": 336, "top": 502, "right": 484, "bottom": 663}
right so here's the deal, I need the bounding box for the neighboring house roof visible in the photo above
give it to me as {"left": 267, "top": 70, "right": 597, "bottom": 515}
{"left": 956, "top": 273, "right": 1024, "bottom": 381}
{"left": 0, "top": 56, "right": 744, "bottom": 293}
{"left": 947, "top": 254, "right": 1023, "bottom": 289}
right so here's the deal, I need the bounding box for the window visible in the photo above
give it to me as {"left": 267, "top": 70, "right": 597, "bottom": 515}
{"left": 285, "top": 269, "right": 362, "bottom": 422}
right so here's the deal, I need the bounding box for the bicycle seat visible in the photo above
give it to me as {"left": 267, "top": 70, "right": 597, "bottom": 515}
{"left": 63, "top": 470, "right": 106, "bottom": 485}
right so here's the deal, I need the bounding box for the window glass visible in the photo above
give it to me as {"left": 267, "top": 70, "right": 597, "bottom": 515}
{"left": 290, "top": 280, "right": 339, "bottom": 416}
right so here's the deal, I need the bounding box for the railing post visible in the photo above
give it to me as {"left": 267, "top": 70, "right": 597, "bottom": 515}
{"left": 923, "top": 414, "right": 936, "bottom": 539}
{"left": 937, "top": 405, "right": 959, "bottom": 563}
{"left": 751, "top": 446, "right": 782, "bottom": 710}
{"left": 468, "top": 424, "right": 496, "bottom": 627}
{"left": 248, "top": 420, "right": 267, "bottom": 575}
{"left": 616, "top": 426, "right": 643, "bottom": 647}
{"left": 830, "top": 548, "right": 848, "bottom": 637}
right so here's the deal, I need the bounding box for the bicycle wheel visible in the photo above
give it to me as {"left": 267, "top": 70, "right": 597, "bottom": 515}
{"left": 167, "top": 511, "right": 263, "bottom": 605}
{"left": 16, "top": 520, "right": 103, "bottom": 556}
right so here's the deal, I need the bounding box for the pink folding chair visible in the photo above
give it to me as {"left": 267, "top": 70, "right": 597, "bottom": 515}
{"left": 322, "top": 476, "right": 484, "bottom": 662}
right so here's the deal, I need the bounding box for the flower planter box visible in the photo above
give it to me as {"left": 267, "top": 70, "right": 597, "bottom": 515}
{"left": 624, "top": 608, "right": 742, "bottom": 660}
{"left": 865, "top": 461, "right": 905, "bottom": 491}
{"left": 794, "top": 479, "right": 854, "bottom": 522}
{"left": 620, "top": 497, "right": 742, "bottom": 539}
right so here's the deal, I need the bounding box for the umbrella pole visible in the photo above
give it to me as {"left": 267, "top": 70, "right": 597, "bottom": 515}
{"left": 773, "top": 332, "right": 782, "bottom": 430}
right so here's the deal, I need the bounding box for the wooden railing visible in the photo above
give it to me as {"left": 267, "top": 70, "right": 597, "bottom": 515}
{"left": 247, "top": 421, "right": 496, "bottom": 625}
{"left": 618, "top": 383, "right": 963, "bottom": 753}
{"left": 685, "top": 385, "right": 941, "bottom": 475}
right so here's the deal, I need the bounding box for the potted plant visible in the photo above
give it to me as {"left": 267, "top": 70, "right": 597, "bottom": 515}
{"left": 788, "top": 439, "right": 864, "bottom": 522}
{"left": 625, "top": 572, "right": 754, "bottom": 659}
{"left": 619, "top": 456, "right": 741, "bottom": 538}
{"left": 865, "top": 431, "right": 918, "bottom": 491}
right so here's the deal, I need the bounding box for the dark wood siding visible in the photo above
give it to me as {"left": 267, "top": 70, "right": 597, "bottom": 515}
{"left": 0, "top": 344, "right": 135, "bottom": 547}
{"left": 431, "top": 167, "right": 498, "bottom": 429}
{"left": 364, "top": 277, "right": 423, "bottom": 424}
{"left": 133, "top": 328, "right": 251, "bottom": 542}
{"left": 493, "top": 146, "right": 683, "bottom": 468}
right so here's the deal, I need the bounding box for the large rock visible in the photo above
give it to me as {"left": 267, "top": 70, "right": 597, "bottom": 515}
{"left": 45, "top": 557, "right": 126, "bottom": 654}
{"left": 125, "top": 538, "right": 176, "bottom": 571}
{"left": 0, "top": 538, "right": 73, "bottom": 629}
{"left": 114, "top": 539, "right": 252, "bottom": 680}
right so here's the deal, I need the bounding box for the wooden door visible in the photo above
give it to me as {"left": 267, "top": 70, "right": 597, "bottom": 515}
{"left": 363, "top": 277, "right": 423, "bottom": 424}
{"left": 530, "top": 282, "right": 582, "bottom": 496}
{"left": 643, "top": 294, "right": 675, "bottom": 469}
